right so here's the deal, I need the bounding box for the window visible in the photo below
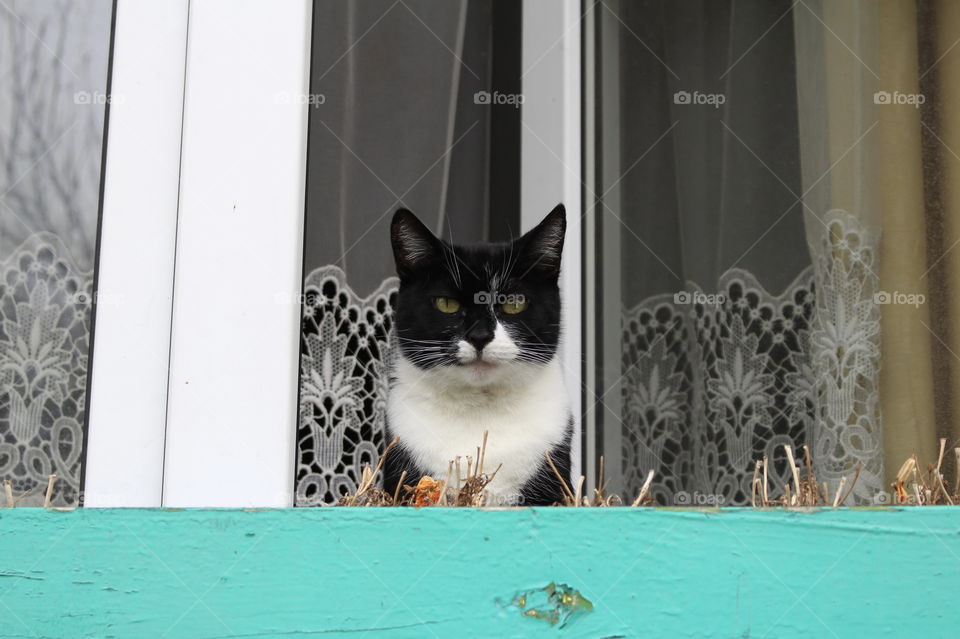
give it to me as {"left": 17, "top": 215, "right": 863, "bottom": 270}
{"left": 585, "top": 0, "right": 960, "bottom": 505}
{"left": 0, "top": 0, "right": 113, "bottom": 506}
{"left": 296, "top": 0, "right": 524, "bottom": 505}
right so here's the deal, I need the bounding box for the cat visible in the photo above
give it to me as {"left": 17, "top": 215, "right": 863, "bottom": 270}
{"left": 383, "top": 204, "right": 572, "bottom": 506}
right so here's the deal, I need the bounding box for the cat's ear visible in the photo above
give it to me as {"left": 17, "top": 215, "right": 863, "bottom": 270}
{"left": 391, "top": 208, "right": 440, "bottom": 277}
{"left": 518, "top": 204, "right": 566, "bottom": 278}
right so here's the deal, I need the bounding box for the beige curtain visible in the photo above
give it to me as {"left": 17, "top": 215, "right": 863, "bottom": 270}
{"left": 796, "top": 0, "right": 960, "bottom": 490}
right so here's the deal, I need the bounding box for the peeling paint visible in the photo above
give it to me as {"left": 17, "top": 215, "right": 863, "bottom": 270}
{"left": 510, "top": 582, "right": 593, "bottom": 627}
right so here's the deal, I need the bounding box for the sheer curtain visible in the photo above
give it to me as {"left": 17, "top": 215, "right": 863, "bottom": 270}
{"left": 296, "top": 0, "right": 500, "bottom": 505}
{"left": 797, "top": 0, "right": 960, "bottom": 488}
{"left": 611, "top": 0, "right": 960, "bottom": 505}
{"left": 608, "top": 0, "right": 820, "bottom": 505}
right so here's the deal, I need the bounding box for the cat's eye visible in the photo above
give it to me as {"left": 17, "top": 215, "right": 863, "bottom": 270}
{"left": 433, "top": 296, "right": 461, "bottom": 313}
{"left": 501, "top": 299, "right": 527, "bottom": 314}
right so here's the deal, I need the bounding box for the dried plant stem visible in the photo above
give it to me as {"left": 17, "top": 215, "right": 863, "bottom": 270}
{"left": 935, "top": 439, "right": 954, "bottom": 505}
{"left": 43, "top": 474, "right": 56, "bottom": 508}
{"left": 784, "top": 446, "right": 801, "bottom": 506}
{"left": 477, "top": 430, "right": 489, "bottom": 477}
{"left": 347, "top": 437, "right": 399, "bottom": 506}
{"left": 631, "top": 470, "right": 655, "bottom": 507}
{"left": 762, "top": 455, "right": 769, "bottom": 504}
{"left": 836, "top": 462, "right": 862, "bottom": 507}
{"left": 544, "top": 451, "right": 576, "bottom": 504}
{"left": 832, "top": 476, "right": 847, "bottom": 508}
{"left": 3, "top": 480, "right": 12, "bottom": 508}
{"left": 393, "top": 470, "right": 408, "bottom": 504}
{"left": 955, "top": 448, "right": 960, "bottom": 495}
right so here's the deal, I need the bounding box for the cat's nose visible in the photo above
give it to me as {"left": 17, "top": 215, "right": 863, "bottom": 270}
{"left": 465, "top": 325, "right": 494, "bottom": 354}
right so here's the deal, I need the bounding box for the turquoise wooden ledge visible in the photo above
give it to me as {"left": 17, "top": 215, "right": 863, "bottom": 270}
{"left": 1, "top": 507, "right": 959, "bottom": 638}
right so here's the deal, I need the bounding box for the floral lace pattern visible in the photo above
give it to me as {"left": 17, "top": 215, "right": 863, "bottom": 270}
{"left": 296, "top": 265, "right": 398, "bottom": 506}
{"left": 807, "top": 210, "right": 883, "bottom": 503}
{"left": 622, "top": 268, "right": 816, "bottom": 506}
{"left": 621, "top": 210, "right": 883, "bottom": 505}
{"left": 0, "top": 234, "right": 91, "bottom": 506}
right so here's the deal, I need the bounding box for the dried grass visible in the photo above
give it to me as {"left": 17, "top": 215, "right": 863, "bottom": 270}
{"left": 751, "top": 445, "right": 862, "bottom": 507}
{"left": 889, "top": 439, "right": 959, "bottom": 506}
{"left": 1, "top": 474, "right": 74, "bottom": 510}
{"left": 338, "top": 431, "right": 654, "bottom": 507}
{"left": 339, "top": 434, "right": 960, "bottom": 508}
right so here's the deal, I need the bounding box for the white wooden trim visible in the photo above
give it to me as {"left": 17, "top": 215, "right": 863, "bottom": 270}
{"left": 83, "top": 0, "right": 189, "bottom": 507}
{"left": 161, "top": 0, "right": 311, "bottom": 507}
{"left": 521, "top": 0, "right": 583, "bottom": 480}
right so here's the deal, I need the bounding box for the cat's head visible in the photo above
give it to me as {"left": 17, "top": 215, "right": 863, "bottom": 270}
{"left": 390, "top": 204, "right": 566, "bottom": 386}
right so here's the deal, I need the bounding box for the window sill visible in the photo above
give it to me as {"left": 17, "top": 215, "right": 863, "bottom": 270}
{"left": 1, "top": 507, "right": 955, "bottom": 637}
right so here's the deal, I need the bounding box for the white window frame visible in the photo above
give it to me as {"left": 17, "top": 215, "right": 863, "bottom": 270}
{"left": 521, "top": 0, "right": 583, "bottom": 481}
{"left": 83, "top": 0, "right": 189, "bottom": 507}
{"left": 84, "top": 0, "right": 583, "bottom": 507}
{"left": 159, "top": 0, "right": 312, "bottom": 507}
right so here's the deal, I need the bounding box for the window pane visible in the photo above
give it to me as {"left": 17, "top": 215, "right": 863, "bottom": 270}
{"left": 0, "top": 0, "right": 114, "bottom": 506}
{"left": 296, "top": 0, "right": 520, "bottom": 505}
{"left": 591, "top": 0, "right": 815, "bottom": 505}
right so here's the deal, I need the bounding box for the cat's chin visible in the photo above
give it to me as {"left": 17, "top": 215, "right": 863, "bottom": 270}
{"left": 463, "top": 360, "right": 496, "bottom": 370}
{"left": 457, "top": 359, "right": 505, "bottom": 382}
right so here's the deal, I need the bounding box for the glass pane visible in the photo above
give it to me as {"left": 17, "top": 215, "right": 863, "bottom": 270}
{"left": 592, "top": 0, "right": 960, "bottom": 507}
{"left": 592, "top": 0, "right": 814, "bottom": 506}
{"left": 296, "top": 0, "right": 521, "bottom": 505}
{"left": 0, "top": 0, "right": 114, "bottom": 506}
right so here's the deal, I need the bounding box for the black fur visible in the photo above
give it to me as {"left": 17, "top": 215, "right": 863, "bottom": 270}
{"left": 383, "top": 204, "right": 572, "bottom": 506}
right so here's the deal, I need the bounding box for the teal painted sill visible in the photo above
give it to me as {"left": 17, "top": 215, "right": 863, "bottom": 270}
{"left": 1, "top": 507, "right": 958, "bottom": 638}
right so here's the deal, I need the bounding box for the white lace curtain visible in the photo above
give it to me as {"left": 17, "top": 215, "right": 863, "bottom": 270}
{"left": 611, "top": 0, "right": 887, "bottom": 505}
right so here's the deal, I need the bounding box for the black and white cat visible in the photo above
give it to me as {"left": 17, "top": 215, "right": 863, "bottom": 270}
{"left": 383, "top": 205, "right": 572, "bottom": 506}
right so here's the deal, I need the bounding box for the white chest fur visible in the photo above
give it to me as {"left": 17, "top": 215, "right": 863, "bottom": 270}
{"left": 387, "top": 357, "right": 569, "bottom": 501}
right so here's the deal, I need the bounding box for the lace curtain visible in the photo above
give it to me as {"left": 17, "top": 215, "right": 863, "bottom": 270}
{"left": 622, "top": 210, "right": 882, "bottom": 505}
{"left": 0, "top": 1, "right": 112, "bottom": 506}
{"left": 0, "top": 235, "right": 92, "bottom": 505}
{"left": 607, "top": 0, "right": 889, "bottom": 504}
